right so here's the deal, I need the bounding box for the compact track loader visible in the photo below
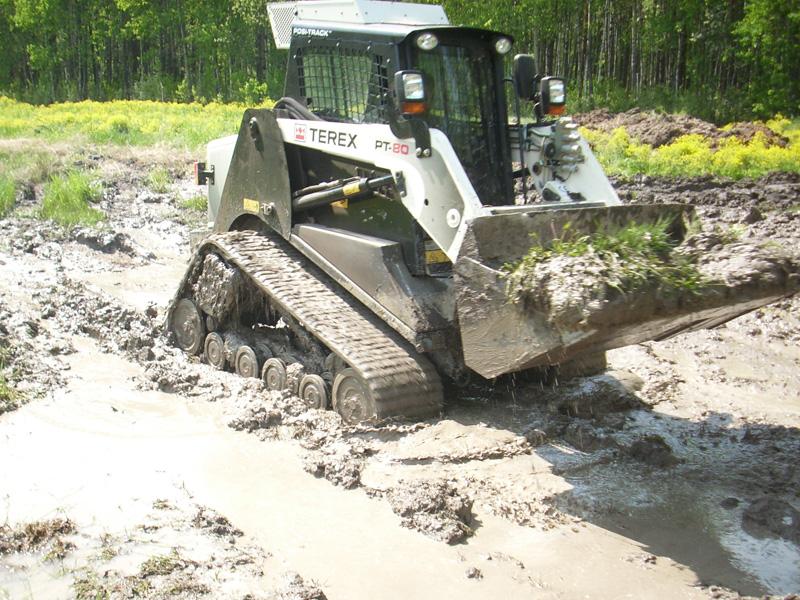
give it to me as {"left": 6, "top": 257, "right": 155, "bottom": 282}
{"left": 168, "top": 0, "right": 797, "bottom": 423}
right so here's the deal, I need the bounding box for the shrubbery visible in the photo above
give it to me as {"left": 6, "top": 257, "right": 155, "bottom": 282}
{"left": 583, "top": 117, "right": 800, "bottom": 180}
{"left": 0, "top": 97, "right": 266, "bottom": 149}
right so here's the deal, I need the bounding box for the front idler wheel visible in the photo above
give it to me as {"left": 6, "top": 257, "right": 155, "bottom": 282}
{"left": 235, "top": 345, "right": 260, "bottom": 378}
{"left": 262, "top": 357, "right": 287, "bottom": 391}
{"left": 332, "top": 368, "right": 376, "bottom": 424}
{"left": 299, "top": 374, "right": 328, "bottom": 410}
{"left": 171, "top": 298, "right": 205, "bottom": 355}
{"left": 204, "top": 332, "right": 226, "bottom": 370}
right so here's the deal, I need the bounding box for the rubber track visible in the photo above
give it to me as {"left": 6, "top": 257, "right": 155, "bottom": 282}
{"left": 172, "top": 230, "right": 443, "bottom": 420}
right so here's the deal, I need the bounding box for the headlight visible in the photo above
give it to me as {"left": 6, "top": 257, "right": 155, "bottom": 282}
{"left": 394, "top": 70, "right": 428, "bottom": 116}
{"left": 401, "top": 72, "right": 425, "bottom": 101}
{"left": 416, "top": 32, "right": 439, "bottom": 51}
{"left": 540, "top": 76, "right": 567, "bottom": 116}
{"left": 494, "top": 37, "right": 512, "bottom": 55}
{"left": 548, "top": 79, "right": 566, "bottom": 104}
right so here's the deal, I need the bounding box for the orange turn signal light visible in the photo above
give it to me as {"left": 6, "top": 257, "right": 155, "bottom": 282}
{"left": 401, "top": 101, "right": 427, "bottom": 116}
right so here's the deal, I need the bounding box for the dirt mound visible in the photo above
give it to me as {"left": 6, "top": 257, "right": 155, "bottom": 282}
{"left": 573, "top": 108, "right": 788, "bottom": 148}
{"left": 615, "top": 171, "right": 800, "bottom": 211}
{"left": 303, "top": 442, "right": 364, "bottom": 489}
{"left": 388, "top": 479, "right": 474, "bottom": 544}
{"left": 625, "top": 434, "right": 680, "bottom": 468}
{"left": 274, "top": 572, "right": 328, "bottom": 600}
{"left": 541, "top": 373, "right": 643, "bottom": 419}
{"left": 378, "top": 420, "right": 529, "bottom": 464}
{"left": 192, "top": 507, "right": 243, "bottom": 538}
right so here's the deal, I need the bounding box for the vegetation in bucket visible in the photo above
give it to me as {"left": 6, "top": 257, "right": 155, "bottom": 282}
{"left": 505, "top": 217, "right": 711, "bottom": 309}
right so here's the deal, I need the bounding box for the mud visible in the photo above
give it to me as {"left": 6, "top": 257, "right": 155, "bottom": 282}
{"left": 0, "top": 518, "right": 75, "bottom": 557}
{"left": 274, "top": 572, "right": 328, "bottom": 600}
{"left": 742, "top": 498, "right": 800, "bottom": 544}
{"left": 387, "top": 479, "right": 474, "bottom": 544}
{"left": 573, "top": 108, "right": 789, "bottom": 147}
{"left": 506, "top": 219, "right": 800, "bottom": 333}
{"left": 1, "top": 139, "right": 799, "bottom": 598}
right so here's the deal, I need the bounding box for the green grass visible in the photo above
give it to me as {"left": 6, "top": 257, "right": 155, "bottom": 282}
{"left": 0, "top": 96, "right": 262, "bottom": 150}
{"left": 0, "top": 147, "right": 61, "bottom": 185}
{"left": 147, "top": 167, "right": 171, "bottom": 193}
{"left": 507, "top": 218, "right": 708, "bottom": 296}
{"left": 0, "top": 344, "right": 20, "bottom": 415}
{"left": 139, "top": 551, "right": 181, "bottom": 577}
{"left": 0, "top": 373, "right": 18, "bottom": 414}
{"left": 583, "top": 116, "right": 800, "bottom": 180}
{"left": 40, "top": 171, "right": 105, "bottom": 227}
{"left": 180, "top": 195, "right": 207, "bottom": 211}
{"left": 0, "top": 177, "right": 14, "bottom": 217}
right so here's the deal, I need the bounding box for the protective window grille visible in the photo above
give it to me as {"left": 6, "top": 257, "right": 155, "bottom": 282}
{"left": 297, "top": 47, "right": 389, "bottom": 123}
{"left": 416, "top": 45, "right": 505, "bottom": 203}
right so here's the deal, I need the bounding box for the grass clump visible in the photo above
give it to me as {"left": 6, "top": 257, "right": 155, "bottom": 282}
{"left": 507, "top": 218, "right": 708, "bottom": 299}
{"left": 147, "top": 166, "right": 171, "bottom": 193}
{"left": 0, "top": 177, "right": 14, "bottom": 217}
{"left": 139, "top": 551, "right": 182, "bottom": 577}
{"left": 181, "top": 195, "right": 207, "bottom": 211}
{"left": 0, "top": 344, "right": 20, "bottom": 415}
{"left": 0, "top": 373, "right": 18, "bottom": 414}
{"left": 40, "top": 171, "right": 105, "bottom": 227}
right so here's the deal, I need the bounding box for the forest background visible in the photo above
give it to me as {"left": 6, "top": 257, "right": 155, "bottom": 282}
{"left": 0, "top": 0, "right": 798, "bottom": 123}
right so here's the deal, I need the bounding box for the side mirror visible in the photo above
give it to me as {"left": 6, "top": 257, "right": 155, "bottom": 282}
{"left": 513, "top": 54, "right": 537, "bottom": 101}
{"left": 394, "top": 70, "right": 428, "bottom": 116}
{"left": 540, "top": 76, "right": 566, "bottom": 116}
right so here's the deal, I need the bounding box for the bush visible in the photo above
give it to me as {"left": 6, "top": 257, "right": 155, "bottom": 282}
{"left": 584, "top": 121, "right": 800, "bottom": 180}
{"left": 40, "top": 171, "right": 105, "bottom": 227}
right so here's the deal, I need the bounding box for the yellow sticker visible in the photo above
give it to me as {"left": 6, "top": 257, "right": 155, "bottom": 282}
{"left": 331, "top": 199, "right": 349, "bottom": 209}
{"left": 342, "top": 182, "right": 361, "bottom": 196}
{"left": 425, "top": 249, "right": 450, "bottom": 264}
{"left": 243, "top": 198, "right": 260, "bottom": 213}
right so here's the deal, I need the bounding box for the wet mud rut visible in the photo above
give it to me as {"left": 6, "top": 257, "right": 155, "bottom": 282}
{"left": 0, "top": 145, "right": 799, "bottom": 599}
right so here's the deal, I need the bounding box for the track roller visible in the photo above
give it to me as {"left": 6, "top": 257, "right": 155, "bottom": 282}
{"left": 171, "top": 298, "right": 205, "bottom": 355}
{"left": 332, "top": 368, "right": 376, "bottom": 424}
{"left": 204, "top": 332, "right": 226, "bottom": 370}
{"left": 299, "top": 374, "right": 328, "bottom": 410}
{"left": 235, "top": 345, "right": 260, "bottom": 378}
{"left": 262, "top": 357, "right": 287, "bottom": 391}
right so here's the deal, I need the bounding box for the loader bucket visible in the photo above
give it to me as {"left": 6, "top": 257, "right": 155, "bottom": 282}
{"left": 454, "top": 204, "right": 798, "bottom": 379}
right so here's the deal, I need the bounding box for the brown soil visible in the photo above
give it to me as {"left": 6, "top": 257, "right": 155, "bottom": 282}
{"left": 573, "top": 108, "right": 789, "bottom": 147}
{"left": 0, "top": 139, "right": 798, "bottom": 599}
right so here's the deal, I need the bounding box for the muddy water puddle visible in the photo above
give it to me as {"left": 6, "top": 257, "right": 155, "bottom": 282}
{"left": 562, "top": 465, "right": 800, "bottom": 595}
{"left": 0, "top": 336, "right": 724, "bottom": 599}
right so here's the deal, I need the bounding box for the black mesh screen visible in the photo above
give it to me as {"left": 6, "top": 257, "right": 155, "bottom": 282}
{"left": 297, "top": 47, "right": 389, "bottom": 123}
{"left": 415, "top": 44, "right": 506, "bottom": 203}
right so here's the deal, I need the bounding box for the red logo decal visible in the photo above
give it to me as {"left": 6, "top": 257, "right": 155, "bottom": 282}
{"left": 294, "top": 124, "right": 306, "bottom": 142}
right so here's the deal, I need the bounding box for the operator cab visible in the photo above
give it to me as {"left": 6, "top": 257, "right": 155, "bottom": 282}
{"left": 281, "top": 18, "right": 516, "bottom": 206}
